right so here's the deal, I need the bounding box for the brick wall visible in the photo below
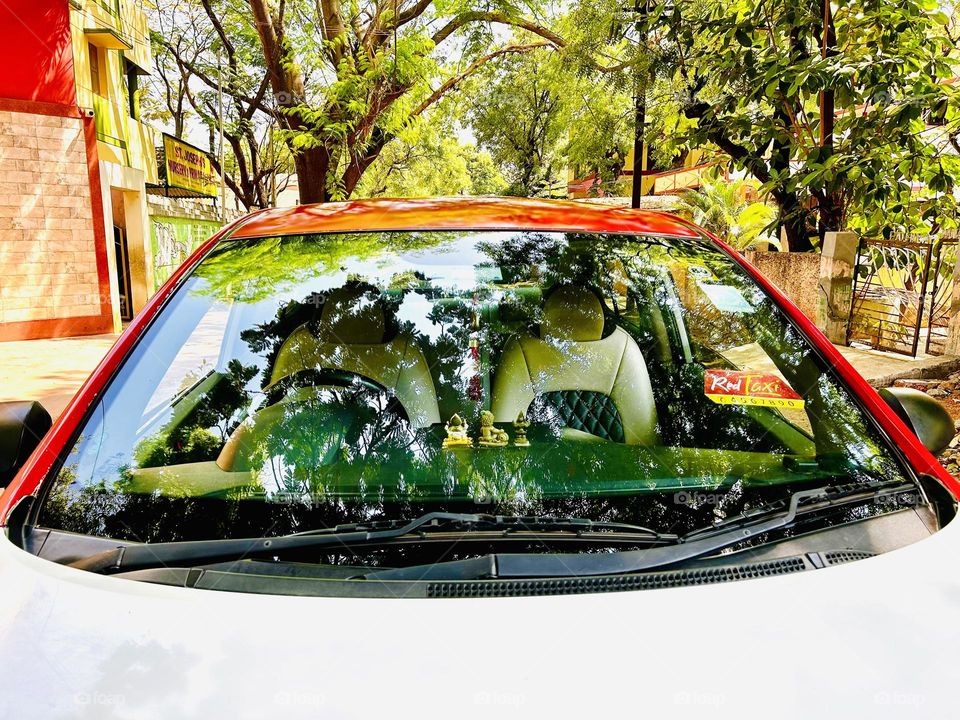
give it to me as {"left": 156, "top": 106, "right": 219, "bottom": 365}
{"left": 0, "top": 110, "right": 102, "bottom": 324}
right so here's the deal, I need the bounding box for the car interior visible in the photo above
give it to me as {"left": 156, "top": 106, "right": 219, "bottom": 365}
{"left": 123, "top": 248, "right": 825, "bottom": 502}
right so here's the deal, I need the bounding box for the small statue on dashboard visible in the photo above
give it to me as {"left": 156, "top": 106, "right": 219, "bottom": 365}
{"left": 477, "top": 410, "right": 509, "bottom": 447}
{"left": 442, "top": 413, "right": 472, "bottom": 448}
{"left": 513, "top": 411, "right": 530, "bottom": 446}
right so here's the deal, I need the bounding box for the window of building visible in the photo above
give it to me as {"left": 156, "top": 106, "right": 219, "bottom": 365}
{"left": 88, "top": 42, "right": 103, "bottom": 96}
{"left": 124, "top": 58, "right": 139, "bottom": 120}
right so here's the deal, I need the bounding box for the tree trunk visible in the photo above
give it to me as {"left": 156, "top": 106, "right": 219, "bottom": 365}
{"left": 248, "top": 0, "right": 330, "bottom": 203}
{"left": 294, "top": 147, "right": 331, "bottom": 204}
{"left": 780, "top": 214, "right": 811, "bottom": 252}
{"left": 817, "top": 189, "right": 843, "bottom": 242}
{"left": 778, "top": 191, "right": 813, "bottom": 252}
{"left": 774, "top": 196, "right": 815, "bottom": 251}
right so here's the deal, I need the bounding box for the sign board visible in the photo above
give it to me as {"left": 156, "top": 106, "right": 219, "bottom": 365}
{"left": 703, "top": 369, "right": 805, "bottom": 410}
{"left": 162, "top": 134, "right": 218, "bottom": 197}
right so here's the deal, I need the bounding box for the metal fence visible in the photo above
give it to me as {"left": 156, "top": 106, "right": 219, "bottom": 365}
{"left": 848, "top": 235, "right": 960, "bottom": 357}
{"left": 926, "top": 238, "right": 960, "bottom": 355}
{"left": 848, "top": 238, "right": 932, "bottom": 355}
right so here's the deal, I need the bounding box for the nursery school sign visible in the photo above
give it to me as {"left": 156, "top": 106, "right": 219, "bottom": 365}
{"left": 162, "top": 134, "right": 219, "bottom": 197}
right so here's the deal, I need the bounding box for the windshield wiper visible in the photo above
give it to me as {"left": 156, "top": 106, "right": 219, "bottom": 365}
{"left": 67, "top": 512, "right": 674, "bottom": 574}
{"left": 362, "top": 480, "right": 919, "bottom": 581}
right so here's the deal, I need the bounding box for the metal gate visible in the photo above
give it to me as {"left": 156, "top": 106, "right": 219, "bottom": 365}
{"left": 848, "top": 236, "right": 959, "bottom": 357}
{"left": 926, "top": 238, "right": 960, "bottom": 356}
{"left": 847, "top": 238, "right": 932, "bottom": 356}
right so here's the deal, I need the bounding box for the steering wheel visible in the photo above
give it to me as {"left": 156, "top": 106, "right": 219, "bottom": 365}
{"left": 218, "top": 368, "right": 410, "bottom": 472}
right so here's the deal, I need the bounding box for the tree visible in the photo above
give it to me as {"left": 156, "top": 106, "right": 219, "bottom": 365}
{"left": 468, "top": 49, "right": 565, "bottom": 196}
{"left": 149, "top": 1, "right": 661, "bottom": 205}
{"left": 465, "top": 4, "right": 656, "bottom": 199}
{"left": 674, "top": 173, "right": 778, "bottom": 250}
{"left": 170, "top": 0, "right": 566, "bottom": 203}
{"left": 651, "top": 0, "right": 960, "bottom": 250}
{"left": 146, "top": 0, "right": 291, "bottom": 210}
{"left": 354, "top": 114, "right": 505, "bottom": 197}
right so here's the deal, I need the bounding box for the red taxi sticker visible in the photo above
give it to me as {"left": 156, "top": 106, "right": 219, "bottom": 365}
{"left": 704, "top": 369, "right": 805, "bottom": 409}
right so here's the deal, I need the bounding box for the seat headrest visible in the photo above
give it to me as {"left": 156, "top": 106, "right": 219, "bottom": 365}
{"left": 540, "top": 285, "right": 605, "bottom": 342}
{"left": 315, "top": 286, "right": 385, "bottom": 344}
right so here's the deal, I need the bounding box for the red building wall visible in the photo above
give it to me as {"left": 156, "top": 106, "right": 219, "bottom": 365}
{"left": 0, "top": 0, "right": 114, "bottom": 341}
{"left": 0, "top": 0, "right": 76, "bottom": 107}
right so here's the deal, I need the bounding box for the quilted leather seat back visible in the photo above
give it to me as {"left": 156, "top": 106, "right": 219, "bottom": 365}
{"left": 534, "top": 390, "right": 626, "bottom": 443}
{"left": 492, "top": 285, "right": 659, "bottom": 445}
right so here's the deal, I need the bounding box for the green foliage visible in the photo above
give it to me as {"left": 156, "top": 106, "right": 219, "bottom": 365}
{"left": 464, "top": 22, "right": 643, "bottom": 197}
{"left": 147, "top": 0, "right": 295, "bottom": 209}
{"left": 149, "top": 0, "right": 571, "bottom": 203}
{"left": 674, "top": 173, "right": 778, "bottom": 250}
{"left": 354, "top": 113, "right": 505, "bottom": 197}
{"left": 193, "top": 231, "right": 459, "bottom": 302}
{"left": 467, "top": 49, "right": 565, "bottom": 196}
{"left": 651, "top": 0, "right": 960, "bottom": 244}
{"left": 135, "top": 359, "right": 259, "bottom": 467}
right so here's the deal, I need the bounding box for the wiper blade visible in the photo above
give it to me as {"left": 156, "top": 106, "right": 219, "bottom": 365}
{"left": 682, "top": 478, "right": 919, "bottom": 540}
{"left": 363, "top": 481, "right": 917, "bottom": 581}
{"left": 67, "top": 512, "right": 671, "bottom": 574}
{"left": 304, "top": 514, "right": 672, "bottom": 538}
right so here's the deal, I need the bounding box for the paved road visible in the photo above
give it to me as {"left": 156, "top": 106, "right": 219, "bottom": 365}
{"left": 0, "top": 334, "right": 119, "bottom": 418}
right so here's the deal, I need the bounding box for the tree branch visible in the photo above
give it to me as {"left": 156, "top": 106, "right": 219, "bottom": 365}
{"left": 431, "top": 11, "right": 565, "bottom": 48}
{"left": 164, "top": 40, "right": 274, "bottom": 115}
{"left": 200, "top": 0, "right": 236, "bottom": 62}
{"left": 684, "top": 100, "right": 778, "bottom": 195}
{"left": 340, "top": 43, "right": 548, "bottom": 196}
{"left": 396, "top": 0, "right": 434, "bottom": 27}
{"left": 411, "top": 43, "right": 550, "bottom": 118}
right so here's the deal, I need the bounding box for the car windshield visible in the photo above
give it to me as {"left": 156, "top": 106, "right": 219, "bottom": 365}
{"left": 39, "top": 230, "right": 910, "bottom": 546}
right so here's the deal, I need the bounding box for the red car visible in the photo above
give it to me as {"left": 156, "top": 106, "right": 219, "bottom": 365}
{"left": 0, "top": 197, "right": 957, "bottom": 719}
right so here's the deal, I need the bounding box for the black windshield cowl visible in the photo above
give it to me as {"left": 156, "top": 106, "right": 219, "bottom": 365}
{"left": 359, "top": 481, "right": 920, "bottom": 581}
{"left": 66, "top": 481, "right": 916, "bottom": 577}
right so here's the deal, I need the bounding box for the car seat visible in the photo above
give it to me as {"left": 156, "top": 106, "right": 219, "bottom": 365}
{"left": 217, "top": 285, "right": 440, "bottom": 471}
{"left": 491, "top": 285, "right": 659, "bottom": 444}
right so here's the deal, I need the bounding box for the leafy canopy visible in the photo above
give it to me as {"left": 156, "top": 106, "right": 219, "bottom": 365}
{"left": 651, "top": 0, "right": 960, "bottom": 243}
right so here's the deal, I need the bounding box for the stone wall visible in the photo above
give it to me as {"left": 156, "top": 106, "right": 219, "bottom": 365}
{"left": 742, "top": 250, "right": 821, "bottom": 323}
{"left": 0, "top": 110, "right": 101, "bottom": 324}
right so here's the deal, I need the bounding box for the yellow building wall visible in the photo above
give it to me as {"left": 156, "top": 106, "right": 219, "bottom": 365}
{"left": 68, "top": 0, "right": 161, "bottom": 328}
{"left": 567, "top": 147, "right": 707, "bottom": 199}
{"left": 69, "top": 0, "right": 158, "bottom": 183}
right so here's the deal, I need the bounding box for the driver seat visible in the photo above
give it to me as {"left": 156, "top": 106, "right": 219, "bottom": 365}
{"left": 217, "top": 286, "right": 440, "bottom": 471}
{"left": 265, "top": 286, "right": 440, "bottom": 427}
{"left": 491, "top": 285, "right": 659, "bottom": 444}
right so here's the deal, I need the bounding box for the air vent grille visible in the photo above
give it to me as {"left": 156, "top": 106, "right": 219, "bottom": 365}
{"left": 426, "top": 556, "right": 808, "bottom": 598}
{"left": 822, "top": 550, "right": 875, "bottom": 566}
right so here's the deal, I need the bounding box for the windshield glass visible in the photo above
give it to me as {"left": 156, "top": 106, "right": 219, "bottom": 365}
{"left": 39, "top": 230, "right": 910, "bottom": 544}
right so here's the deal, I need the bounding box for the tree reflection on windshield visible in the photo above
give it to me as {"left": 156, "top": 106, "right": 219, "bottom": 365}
{"left": 39, "top": 229, "right": 909, "bottom": 545}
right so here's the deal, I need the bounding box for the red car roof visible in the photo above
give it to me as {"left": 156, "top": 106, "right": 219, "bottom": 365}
{"left": 228, "top": 197, "right": 702, "bottom": 239}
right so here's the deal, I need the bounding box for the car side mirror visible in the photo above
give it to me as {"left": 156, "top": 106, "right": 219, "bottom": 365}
{"left": 878, "top": 387, "right": 955, "bottom": 456}
{"left": 0, "top": 401, "right": 52, "bottom": 488}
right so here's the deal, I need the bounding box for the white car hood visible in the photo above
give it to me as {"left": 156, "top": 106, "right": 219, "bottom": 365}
{"left": 1, "top": 517, "right": 958, "bottom": 720}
